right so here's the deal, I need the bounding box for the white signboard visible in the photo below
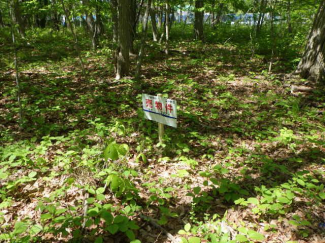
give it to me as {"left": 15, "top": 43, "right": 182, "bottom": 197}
{"left": 142, "top": 94, "right": 177, "bottom": 128}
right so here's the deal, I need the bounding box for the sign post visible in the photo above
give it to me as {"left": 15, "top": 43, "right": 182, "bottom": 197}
{"left": 142, "top": 94, "right": 177, "bottom": 143}
{"left": 157, "top": 94, "right": 164, "bottom": 143}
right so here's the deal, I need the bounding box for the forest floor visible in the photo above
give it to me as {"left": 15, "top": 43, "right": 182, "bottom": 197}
{"left": 0, "top": 34, "right": 325, "bottom": 243}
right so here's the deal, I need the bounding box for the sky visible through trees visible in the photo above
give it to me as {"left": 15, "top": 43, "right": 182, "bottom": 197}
{"left": 0, "top": 0, "right": 325, "bottom": 242}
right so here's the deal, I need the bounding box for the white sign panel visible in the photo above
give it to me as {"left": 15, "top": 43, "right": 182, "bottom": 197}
{"left": 142, "top": 94, "right": 177, "bottom": 128}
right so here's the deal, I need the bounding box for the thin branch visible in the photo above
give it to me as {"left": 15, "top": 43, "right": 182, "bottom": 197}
{"left": 139, "top": 214, "right": 177, "bottom": 243}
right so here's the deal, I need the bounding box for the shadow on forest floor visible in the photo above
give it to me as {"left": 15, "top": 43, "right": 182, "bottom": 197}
{"left": 0, "top": 38, "right": 325, "bottom": 243}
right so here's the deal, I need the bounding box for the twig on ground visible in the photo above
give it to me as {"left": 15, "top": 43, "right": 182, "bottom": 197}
{"left": 140, "top": 214, "right": 177, "bottom": 243}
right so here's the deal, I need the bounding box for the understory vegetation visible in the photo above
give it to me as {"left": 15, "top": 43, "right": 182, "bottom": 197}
{"left": 1, "top": 22, "right": 325, "bottom": 243}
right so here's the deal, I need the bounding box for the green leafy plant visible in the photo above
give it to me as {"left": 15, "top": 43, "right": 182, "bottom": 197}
{"left": 235, "top": 227, "right": 265, "bottom": 242}
{"left": 211, "top": 178, "right": 249, "bottom": 202}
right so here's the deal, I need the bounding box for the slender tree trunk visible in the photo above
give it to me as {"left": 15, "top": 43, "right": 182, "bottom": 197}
{"left": 150, "top": 0, "right": 158, "bottom": 41}
{"left": 36, "top": 0, "right": 48, "bottom": 28}
{"left": 170, "top": 9, "right": 175, "bottom": 28}
{"left": 51, "top": 0, "right": 60, "bottom": 31}
{"left": 297, "top": 0, "right": 325, "bottom": 83}
{"left": 215, "top": 3, "right": 224, "bottom": 25}
{"left": 12, "top": 0, "right": 25, "bottom": 37}
{"left": 135, "top": 0, "right": 145, "bottom": 29}
{"left": 95, "top": 0, "right": 104, "bottom": 35}
{"left": 136, "top": 0, "right": 151, "bottom": 79}
{"left": 256, "top": 0, "right": 266, "bottom": 34}
{"left": 210, "top": 10, "right": 215, "bottom": 28}
{"left": 180, "top": 8, "right": 182, "bottom": 23}
{"left": 210, "top": 12, "right": 213, "bottom": 26}
{"left": 111, "top": 0, "right": 118, "bottom": 43}
{"left": 129, "top": 0, "right": 137, "bottom": 54}
{"left": 60, "top": 0, "right": 86, "bottom": 75}
{"left": 269, "top": 0, "right": 276, "bottom": 73}
{"left": 8, "top": 0, "right": 23, "bottom": 127}
{"left": 0, "top": 10, "right": 4, "bottom": 27}
{"left": 256, "top": 0, "right": 263, "bottom": 31}
{"left": 194, "top": 0, "right": 204, "bottom": 41}
{"left": 211, "top": 0, "right": 215, "bottom": 24}
{"left": 157, "top": 4, "right": 162, "bottom": 29}
{"left": 165, "top": 0, "right": 169, "bottom": 54}
{"left": 210, "top": 0, "right": 215, "bottom": 27}
{"left": 287, "top": 0, "right": 292, "bottom": 33}
{"left": 91, "top": 22, "right": 98, "bottom": 50}
{"left": 116, "top": 0, "right": 131, "bottom": 80}
{"left": 252, "top": 0, "right": 258, "bottom": 26}
{"left": 83, "top": 0, "right": 97, "bottom": 50}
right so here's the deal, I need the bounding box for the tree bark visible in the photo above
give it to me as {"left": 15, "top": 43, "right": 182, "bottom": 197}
{"left": 150, "top": 0, "right": 158, "bottom": 41}
{"left": 210, "top": 0, "right": 215, "bottom": 27}
{"left": 170, "top": 8, "right": 175, "bottom": 28}
{"left": 51, "top": 0, "right": 61, "bottom": 31}
{"left": 36, "top": 0, "right": 48, "bottom": 28}
{"left": 111, "top": 0, "right": 118, "bottom": 43}
{"left": 60, "top": 0, "right": 86, "bottom": 75}
{"left": 194, "top": 0, "right": 204, "bottom": 41}
{"left": 95, "top": 0, "right": 104, "bottom": 36}
{"left": 116, "top": 0, "right": 131, "bottom": 80}
{"left": 179, "top": 9, "right": 182, "bottom": 23}
{"left": 0, "top": 10, "right": 4, "bottom": 27}
{"left": 157, "top": 4, "right": 162, "bottom": 29}
{"left": 215, "top": 3, "right": 224, "bottom": 26}
{"left": 129, "top": 0, "right": 137, "bottom": 54}
{"left": 135, "top": 0, "right": 151, "bottom": 79}
{"left": 297, "top": 0, "right": 325, "bottom": 83}
{"left": 8, "top": 0, "right": 23, "bottom": 127}
{"left": 165, "top": 0, "right": 169, "bottom": 54}
{"left": 256, "top": 0, "right": 266, "bottom": 34}
{"left": 287, "top": 0, "right": 292, "bottom": 33}
{"left": 12, "top": 0, "right": 25, "bottom": 37}
{"left": 83, "top": 0, "right": 98, "bottom": 50}
{"left": 268, "top": 0, "right": 277, "bottom": 73}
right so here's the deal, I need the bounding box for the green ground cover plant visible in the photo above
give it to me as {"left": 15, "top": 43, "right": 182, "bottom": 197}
{"left": 0, "top": 2, "right": 325, "bottom": 241}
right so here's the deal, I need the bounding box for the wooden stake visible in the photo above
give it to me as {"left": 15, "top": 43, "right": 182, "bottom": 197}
{"left": 158, "top": 94, "right": 164, "bottom": 144}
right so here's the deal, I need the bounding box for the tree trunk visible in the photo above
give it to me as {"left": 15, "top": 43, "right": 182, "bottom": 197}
{"left": 129, "top": 0, "right": 137, "bottom": 54}
{"left": 116, "top": 0, "right": 131, "bottom": 80}
{"left": 180, "top": 9, "right": 182, "bottom": 23}
{"left": 210, "top": 0, "right": 215, "bottom": 27}
{"left": 165, "top": 0, "right": 169, "bottom": 54}
{"left": 8, "top": 0, "right": 23, "bottom": 127}
{"left": 170, "top": 9, "right": 175, "bottom": 28}
{"left": 150, "top": 0, "right": 158, "bottom": 41}
{"left": 297, "top": 0, "right": 325, "bottom": 83}
{"left": 0, "top": 10, "right": 4, "bottom": 27}
{"left": 268, "top": 0, "right": 277, "bottom": 73}
{"left": 111, "top": 0, "right": 118, "bottom": 43}
{"left": 216, "top": 3, "right": 223, "bottom": 24}
{"left": 60, "top": 0, "right": 86, "bottom": 75}
{"left": 157, "top": 4, "right": 162, "bottom": 29}
{"left": 256, "top": 0, "right": 266, "bottom": 34}
{"left": 194, "top": 0, "right": 204, "bottom": 41}
{"left": 12, "top": 0, "right": 25, "bottom": 37}
{"left": 36, "top": 0, "right": 48, "bottom": 28}
{"left": 83, "top": 0, "right": 97, "bottom": 50}
{"left": 287, "top": 0, "right": 292, "bottom": 33}
{"left": 51, "top": 0, "right": 61, "bottom": 31}
{"left": 135, "top": 0, "right": 151, "bottom": 79}
{"left": 95, "top": 0, "right": 104, "bottom": 36}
